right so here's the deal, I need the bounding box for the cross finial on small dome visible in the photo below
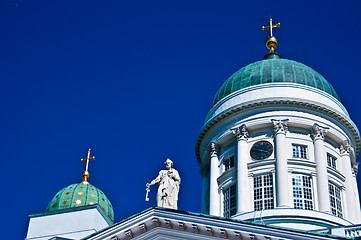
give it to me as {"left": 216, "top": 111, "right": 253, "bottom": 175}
{"left": 80, "top": 148, "right": 95, "bottom": 183}
{"left": 262, "top": 18, "right": 281, "bottom": 53}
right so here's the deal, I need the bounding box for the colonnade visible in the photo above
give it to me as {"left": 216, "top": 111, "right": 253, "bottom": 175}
{"left": 206, "top": 120, "right": 358, "bottom": 223}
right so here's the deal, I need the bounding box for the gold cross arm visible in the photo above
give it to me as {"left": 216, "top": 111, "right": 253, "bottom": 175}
{"left": 261, "top": 18, "right": 280, "bottom": 37}
{"left": 81, "top": 148, "right": 95, "bottom": 172}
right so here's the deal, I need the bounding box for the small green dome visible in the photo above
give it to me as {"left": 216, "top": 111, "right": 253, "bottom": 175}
{"left": 46, "top": 182, "right": 114, "bottom": 222}
{"left": 212, "top": 54, "right": 339, "bottom": 107}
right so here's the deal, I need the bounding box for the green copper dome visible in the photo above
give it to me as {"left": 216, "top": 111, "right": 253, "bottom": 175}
{"left": 46, "top": 182, "right": 114, "bottom": 222}
{"left": 211, "top": 54, "right": 339, "bottom": 107}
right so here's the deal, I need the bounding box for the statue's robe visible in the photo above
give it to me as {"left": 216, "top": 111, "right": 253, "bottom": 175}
{"left": 153, "top": 169, "right": 181, "bottom": 209}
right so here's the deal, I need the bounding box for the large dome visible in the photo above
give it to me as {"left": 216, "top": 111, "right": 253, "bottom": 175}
{"left": 211, "top": 54, "right": 339, "bottom": 107}
{"left": 46, "top": 182, "right": 114, "bottom": 222}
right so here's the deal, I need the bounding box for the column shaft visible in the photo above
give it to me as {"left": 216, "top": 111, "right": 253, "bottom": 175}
{"left": 209, "top": 143, "right": 220, "bottom": 216}
{"left": 231, "top": 125, "right": 250, "bottom": 214}
{"left": 314, "top": 138, "right": 330, "bottom": 212}
{"left": 237, "top": 138, "right": 250, "bottom": 213}
{"left": 272, "top": 119, "right": 290, "bottom": 208}
{"left": 275, "top": 132, "right": 289, "bottom": 207}
{"left": 312, "top": 124, "right": 330, "bottom": 212}
{"left": 341, "top": 143, "right": 358, "bottom": 222}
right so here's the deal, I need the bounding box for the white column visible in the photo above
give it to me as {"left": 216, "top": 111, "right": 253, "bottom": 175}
{"left": 209, "top": 142, "right": 220, "bottom": 216}
{"left": 352, "top": 173, "right": 361, "bottom": 223}
{"left": 340, "top": 141, "right": 358, "bottom": 222}
{"left": 231, "top": 124, "right": 250, "bottom": 213}
{"left": 272, "top": 119, "right": 290, "bottom": 208}
{"left": 311, "top": 123, "right": 330, "bottom": 213}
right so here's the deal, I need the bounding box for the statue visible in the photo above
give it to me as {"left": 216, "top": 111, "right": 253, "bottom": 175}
{"left": 146, "top": 158, "right": 181, "bottom": 210}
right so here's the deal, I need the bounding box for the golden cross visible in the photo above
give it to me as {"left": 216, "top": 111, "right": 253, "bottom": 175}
{"left": 261, "top": 18, "right": 280, "bottom": 37}
{"left": 81, "top": 148, "right": 95, "bottom": 173}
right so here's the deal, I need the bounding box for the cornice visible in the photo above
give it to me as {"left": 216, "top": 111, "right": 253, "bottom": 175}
{"left": 84, "top": 207, "right": 344, "bottom": 240}
{"left": 195, "top": 99, "right": 360, "bottom": 162}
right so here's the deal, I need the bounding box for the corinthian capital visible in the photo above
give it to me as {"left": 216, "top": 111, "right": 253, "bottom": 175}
{"left": 340, "top": 140, "right": 352, "bottom": 155}
{"left": 352, "top": 162, "right": 359, "bottom": 175}
{"left": 209, "top": 142, "right": 218, "bottom": 157}
{"left": 271, "top": 119, "right": 289, "bottom": 134}
{"left": 231, "top": 124, "right": 249, "bottom": 141}
{"left": 311, "top": 123, "right": 328, "bottom": 141}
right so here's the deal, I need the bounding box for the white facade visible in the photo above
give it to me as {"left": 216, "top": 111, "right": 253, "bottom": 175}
{"left": 195, "top": 60, "right": 361, "bottom": 230}
{"left": 26, "top": 205, "right": 112, "bottom": 240}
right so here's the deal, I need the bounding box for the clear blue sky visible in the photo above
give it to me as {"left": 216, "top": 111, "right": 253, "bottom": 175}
{"left": 1, "top": 0, "right": 360, "bottom": 239}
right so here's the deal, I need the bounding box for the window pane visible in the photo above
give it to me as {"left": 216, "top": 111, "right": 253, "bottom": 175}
{"left": 224, "top": 156, "right": 235, "bottom": 171}
{"left": 223, "top": 184, "right": 237, "bottom": 218}
{"left": 327, "top": 154, "right": 337, "bottom": 170}
{"left": 292, "top": 145, "right": 307, "bottom": 159}
{"left": 292, "top": 174, "right": 313, "bottom": 210}
{"left": 254, "top": 174, "right": 274, "bottom": 211}
{"left": 329, "top": 183, "right": 342, "bottom": 217}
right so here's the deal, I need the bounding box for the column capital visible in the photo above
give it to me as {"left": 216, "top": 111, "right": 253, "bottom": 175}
{"left": 352, "top": 162, "right": 359, "bottom": 175}
{"left": 210, "top": 142, "right": 219, "bottom": 157}
{"left": 271, "top": 119, "right": 288, "bottom": 134}
{"left": 311, "top": 123, "right": 328, "bottom": 141}
{"left": 340, "top": 140, "right": 352, "bottom": 155}
{"left": 231, "top": 124, "right": 249, "bottom": 141}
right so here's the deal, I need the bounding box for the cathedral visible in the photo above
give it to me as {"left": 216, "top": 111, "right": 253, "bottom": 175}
{"left": 26, "top": 19, "right": 361, "bottom": 239}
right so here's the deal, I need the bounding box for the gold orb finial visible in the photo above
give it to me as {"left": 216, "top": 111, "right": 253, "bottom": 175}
{"left": 261, "top": 18, "right": 281, "bottom": 53}
{"left": 80, "top": 148, "right": 95, "bottom": 184}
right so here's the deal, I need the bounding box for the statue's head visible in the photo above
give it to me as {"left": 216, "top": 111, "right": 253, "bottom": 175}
{"left": 164, "top": 158, "right": 173, "bottom": 169}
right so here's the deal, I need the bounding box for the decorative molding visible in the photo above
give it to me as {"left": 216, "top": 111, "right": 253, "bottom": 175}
{"left": 179, "top": 222, "right": 186, "bottom": 231}
{"left": 165, "top": 220, "right": 172, "bottom": 229}
{"left": 220, "top": 229, "right": 228, "bottom": 239}
{"left": 124, "top": 230, "right": 132, "bottom": 239}
{"left": 192, "top": 224, "right": 199, "bottom": 234}
{"left": 139, "top": 223, "right": 147, "bottom": 233}
{"left": 206, "top": 227, "right": 213, "bottom": 236}
{"left": 340, "top": 140, "right": 352, "bottom": 155}
{"left": 311, "top": 123, "right": 328, "bottom": 141}
{"left": 231, "top": 124, "right": 249, "bottom": 141}
{"left": 234, "top": 232, "right": 242, "bottom": 240}
{"left": 249, "top": 234, "right": 256, "bottom": 240}
{"left": 152, "top": 218, "right": 160, "bottom": 227}
{"left": 271, "top": 119, "right": 288, "bottom": 134}
{"left": 352, "top": 162, "right": 359, "bottom": 175}
{"left": 195, "top": 100, "right": 361, "bottom": 163}
{"left": 210, "top": 142, "right": 218, "bottom": 157}
{"left": 86, "top": 208, "right": 348, "bottom": 240}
